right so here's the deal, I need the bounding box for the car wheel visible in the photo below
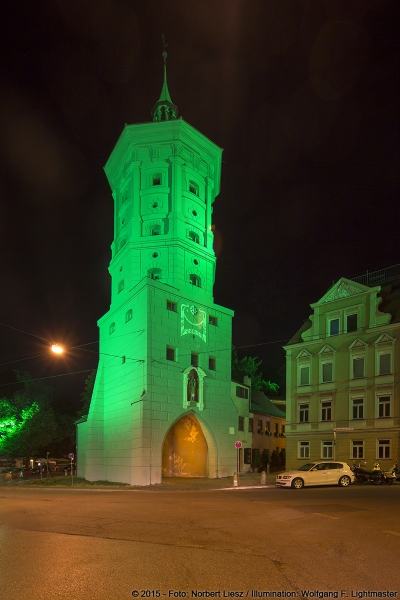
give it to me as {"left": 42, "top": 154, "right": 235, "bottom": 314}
{"left": 338, "top": 475, "right": 351, "bottom": 487}
{"left": 291, "top": 477, "right": 304, "bottom": 489}
{"left": 386, "top": 478, "right": 393, "bottom": 485}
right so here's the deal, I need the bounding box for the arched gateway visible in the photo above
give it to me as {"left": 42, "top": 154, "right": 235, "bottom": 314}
{"left": 162, "top": 414, "right": 208, "bottom": 477}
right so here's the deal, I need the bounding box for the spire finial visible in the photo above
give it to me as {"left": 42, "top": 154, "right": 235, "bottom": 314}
{"left": 151, "top": 34, "right": 178, "bottom": 122}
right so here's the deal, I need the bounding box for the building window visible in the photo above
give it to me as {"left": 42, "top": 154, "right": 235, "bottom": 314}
{"left": 148, "top": 268, "right": 161, "bottom": 280}
{"left": 167, "top": 300, "right": 177, "bottom": 312}
{"left": 265, "top": 421, "right": 271, "bottom": 433}
{"left": 189, "top": 231, "right": 200, "bottom": 244}
{"left": 299, "top": 441, "right": 310, "bottom": 459}
{"left": 238, "top": 416, "right": 244, "bottom": 431}
{"left": 352, "top": 398, "right": 364, "bottom": 419}
{"left": 322, "top": 362, "right": 333, "bottom": 383}
{"left": 322, "top": 441, "right": 333, "bottom": 459}
{"left": 248, "top": 418, "right": 253, "bottom": 433}
{"left": 274, "top": 423, "right": 279, "bottom": 436}
{"left": 346, "top": 313, "right": 358, "bottom": 332}
{"left": 281, "top": 425, "right": 285, "bottom": 435}
{"left": 209, "top": 357, "right": 216, "bottom": 371}
{"left": 189, "top": 274, "right": 201, "bottom": 287}
{"left": 191, "top": 353, "right": 199, "bottom": 367}
{"left": 109, "top": 322, "right": 115, "bottom": 335}
{"left": 353, "top": 357, "right": 364, "bottom": 379}
{"left": 189, "top": 181, "right": 199, "bottom": 196}
{"left": 299, "top": 403, "right": 309, "bottom": 423}
{"left": 236, "top": 386, "right": 249, "bottom": 399}
{"left": 166, "top": 346, "right": 175, "bottom": 362}
{"left": 378, "top": 439, "right": 391, "bottom": 459}
{"left": 379, "top": 353, "right": 391, "bottom": 375}
{"left": 125, "top": 309, "right": 132, "bottom": 323}
{"left": 152, "top": 176, "right": 161, "bottom": 186}
{"left": 151, "top": 224, "right": 161, "bottom": 235}
{"left": 118, "top": 279, "right": 124, "bottom": 293}
{"left": 329, "top": 318, "right": 340, "bottom": 336}
{"left": 352, "top": 440, "right": 364, "bottom": 460}
{"left": 321, "top": 401, "right": 332, "bottom": 421}
{"left": 378, "top": 396, "right": 391, "bottom": 418}
{"left": 257, "top": 420, "right": 263, "bottom": 434}
{"left": 209, "top": 315, "right": 218, "bottom": 326}
{"left": 299, "top": 365, "right": 310, "bottom": 386}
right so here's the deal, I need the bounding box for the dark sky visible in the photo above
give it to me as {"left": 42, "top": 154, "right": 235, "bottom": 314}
{"left": 0, "top": 0, "right": 399, "bottom": 406}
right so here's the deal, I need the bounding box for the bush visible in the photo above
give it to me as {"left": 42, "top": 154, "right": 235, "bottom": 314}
{"left": 251, "top": 449, "right": 262, "bottom": 471}
{"left": 279, "top": 448, "right": 286, "bottom": 469}
{"left": 261, "top": 449, "right": 270, "bottom": 470}
{"left": 270, "top": 450, "right": 280, "bottom": 471}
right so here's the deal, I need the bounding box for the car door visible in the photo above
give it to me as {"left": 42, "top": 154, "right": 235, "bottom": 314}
{"left": 309, "top": 463, "right": 329, "bottom": 485}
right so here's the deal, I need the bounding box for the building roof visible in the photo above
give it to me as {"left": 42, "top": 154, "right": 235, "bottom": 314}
{"left": 250, "top": 390, "right": 286, "bottom": 419}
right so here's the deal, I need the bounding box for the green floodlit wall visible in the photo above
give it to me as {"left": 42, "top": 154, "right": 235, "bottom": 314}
{"left": 79, "top": 118, "right": 238, "bottom": 485}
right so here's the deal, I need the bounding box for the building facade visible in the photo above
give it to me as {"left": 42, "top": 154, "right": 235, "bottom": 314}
{"left": 284, "top": 268, "right": 400, "bottom": 471}
{"left": 77, "top": 56, "right": 240, "bottom": 485}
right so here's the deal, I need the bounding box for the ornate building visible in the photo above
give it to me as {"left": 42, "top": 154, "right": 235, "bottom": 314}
{"left": 76, "top": 51, "right": 240, "bottom": 485}
{"left": 284, "top": 266, "right": 400, "bottom": 470}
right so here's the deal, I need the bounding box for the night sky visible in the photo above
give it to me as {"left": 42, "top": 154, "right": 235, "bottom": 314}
{"left": 1, "top": 0, "right": 399, "bottom": 407}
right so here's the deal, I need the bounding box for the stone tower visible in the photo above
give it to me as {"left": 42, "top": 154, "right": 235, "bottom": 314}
{"left": 77, "top": 50, "right": 238, "bottom": 485}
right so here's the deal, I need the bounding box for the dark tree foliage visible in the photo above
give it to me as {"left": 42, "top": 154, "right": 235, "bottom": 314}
{"left": 76, "top": 370, "right": 96, "bottom": 418}
{"left": 270, "top": 449, "right": 280, "bottom": 471}
{"left": 231, "top": 347, "right": 279, "bottom": 394}
{"left": 251, "top": 448, "right": 262, "bottom": 470}
{"left": 279, "top": 448, "right": 286, "bottom": 469}
{"left": 261, "top": 448, "right": 270, "bottom": 469}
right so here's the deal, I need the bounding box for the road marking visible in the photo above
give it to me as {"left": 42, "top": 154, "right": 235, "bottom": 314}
{"left": 382, "top": 530, "right": 400, "bottom": 537}
{"left": 252, "top": 501, "right": 271, "bottom": 504}
{"left": 311, "top": 512, "right": 340, "bottom": 520}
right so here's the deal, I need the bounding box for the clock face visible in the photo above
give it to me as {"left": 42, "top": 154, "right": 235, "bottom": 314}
{"left": 180, "top": 303, "right": 206, "bottom": 342}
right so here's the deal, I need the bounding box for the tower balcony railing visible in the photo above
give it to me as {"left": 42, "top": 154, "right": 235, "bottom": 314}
{"left": 351, "top": 263, "right": 400, "bottom": 286}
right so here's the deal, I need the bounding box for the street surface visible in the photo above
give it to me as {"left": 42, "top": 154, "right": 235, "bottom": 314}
{"left": 1, "top": 484, "right": 400, "bottom": 600}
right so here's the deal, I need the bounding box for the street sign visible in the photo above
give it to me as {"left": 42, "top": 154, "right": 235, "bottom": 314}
{"left": 235, "top": 441, "right": 242, "bottom": 449}
{"left": 68, "top": 453, "right": 74, "bottom": 460}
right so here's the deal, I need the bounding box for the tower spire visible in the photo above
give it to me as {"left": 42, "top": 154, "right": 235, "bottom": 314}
{"left": 151, "top": 35, "right": 178, "bottom": 122}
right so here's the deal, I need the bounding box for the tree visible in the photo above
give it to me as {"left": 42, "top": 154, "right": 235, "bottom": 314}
{"left": 76, "top": 370, "right": 96, "bottom": 419}
{"left": 232, "top": 347, "right": 279, "bottom": 394}
{"left": 261, "top": 448, "right": 270, "bottom": 470}
{"left": 270, "top": 449, "right": 280, "bottom": 471}
{"left": 279, "top": 448, "right": 286, "bottom": 469}
{"left": 251, "top": 448, "right": 262, "bottom": 472}
{"left": 0, "top": 372, "right": 59, "bottom": 467}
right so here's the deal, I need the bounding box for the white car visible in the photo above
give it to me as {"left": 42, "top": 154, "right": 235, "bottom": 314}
{"left": 276, "top": 461, "right": 354, "bottom": 489}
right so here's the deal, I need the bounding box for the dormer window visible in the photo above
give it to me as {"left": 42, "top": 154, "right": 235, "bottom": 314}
{"left": 189, "top": 181, "right": 199, "bottom": 196}
{"left": 189, "top": 274, "right": 201, "bottom": 287}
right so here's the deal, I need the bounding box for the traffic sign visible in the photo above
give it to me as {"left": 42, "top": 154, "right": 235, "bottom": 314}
{"left": 235, "top": 441, "right": 242, "bottom": 449}
{"left": 68, "top": 453, "right": 74, "bottom": 460}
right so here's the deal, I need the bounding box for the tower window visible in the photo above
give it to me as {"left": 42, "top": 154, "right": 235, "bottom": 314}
{"left": 167, "top": 300, "right": 177, "bottom": 312}
{"left": 166, "top": 346, "right": 175, "bottom": 361}
{"left": 191, "top": 353, "right": 199, "bottom": 367}
{"left": 152, "top": 176, "right": 161, "bottom": 186}
{"left": 148, "top": 268, "right": 161, "bottom": 281}
{"left": 151, "top": 225, "right": 161, "bottom": 236}
{"left": 189, "top": 274, "right": 201, "bottom": 287}
{"left": 209, "top": 315, "right": 218, "bottom": 326}
{"left": 118, "top": 280, "right": 124, "bottom": 293}
{"left": 209, "top": 357, "right": 216, "bottom": 371}
{"left": 189, "top": 231, "right": 200, "bottom": 244}
{"left": 188, "top": 181, "right": 199, "bottom": 196}
{"left": 125, "top": 309, "right": 132, "bottom": 323}
{"left": 109, "top": 322, "right": 115, "bottom": 335}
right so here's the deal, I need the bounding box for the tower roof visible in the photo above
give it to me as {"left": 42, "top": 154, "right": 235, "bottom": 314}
{"left": 151, "top": 40, "right": 178, "bottom": 123}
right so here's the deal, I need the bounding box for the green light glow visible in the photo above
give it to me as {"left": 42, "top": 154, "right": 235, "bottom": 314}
{"left": 0, "top": 399, "right": 39, "bottom": 451}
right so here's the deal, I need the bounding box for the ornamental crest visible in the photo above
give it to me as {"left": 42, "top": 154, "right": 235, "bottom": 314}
{"left": 322, "top": 281, "right": 363, "bottom": 303}
{"left": 180, "top": 304, "right": 206, "bottom": 342}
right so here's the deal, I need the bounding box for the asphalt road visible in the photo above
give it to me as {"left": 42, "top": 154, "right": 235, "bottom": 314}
{"left": 1, "top": 484, "right": 400, "bottom": 600}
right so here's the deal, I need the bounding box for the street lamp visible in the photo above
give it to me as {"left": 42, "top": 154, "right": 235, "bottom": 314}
{"left": 51, "top": 344, "right": 64, "bottom": 354}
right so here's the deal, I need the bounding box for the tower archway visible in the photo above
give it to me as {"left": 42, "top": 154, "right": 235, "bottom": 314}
{"left": 162, "top": 414, "right": 208, "bottom": 477}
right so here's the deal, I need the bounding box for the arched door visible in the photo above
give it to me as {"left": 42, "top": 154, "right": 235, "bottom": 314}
{"left": 162, "top": 414, "right": 208, "bottom": 477}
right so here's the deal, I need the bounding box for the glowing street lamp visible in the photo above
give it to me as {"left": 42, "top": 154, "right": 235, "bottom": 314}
{"left": 51, "top": 344, "right": 64, "bottom": 355}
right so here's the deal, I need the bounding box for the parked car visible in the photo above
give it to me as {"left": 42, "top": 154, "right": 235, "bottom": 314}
{"left": 276, "top": 461, "right": 354, "bottom": 489}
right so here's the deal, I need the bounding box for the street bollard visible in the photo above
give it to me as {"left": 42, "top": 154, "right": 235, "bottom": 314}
{"left": 233, "top": 472, "right": 239, "bottom": 487}
{"left": 261, "top": 470, "right": 266, "bottom": 485}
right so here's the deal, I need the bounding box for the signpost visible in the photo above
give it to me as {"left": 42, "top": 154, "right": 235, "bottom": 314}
{"left": 68, "top": 453, "right": 74, "bottom": 486}
{"left": 235, "top": 441, "right": 242, "bottom": 478}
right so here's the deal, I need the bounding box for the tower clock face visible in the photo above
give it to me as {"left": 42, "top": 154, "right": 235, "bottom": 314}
{"left": 180, "top": 303, "right": 206, "bottom": 342}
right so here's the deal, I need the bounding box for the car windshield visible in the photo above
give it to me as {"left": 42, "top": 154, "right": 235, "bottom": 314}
{"left": 298, "top": 463, "right": 317, "bottom": 471}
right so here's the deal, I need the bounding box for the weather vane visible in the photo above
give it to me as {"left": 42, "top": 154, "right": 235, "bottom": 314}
{"left": 162, "top": 33, "right": 168, "bottom": 64}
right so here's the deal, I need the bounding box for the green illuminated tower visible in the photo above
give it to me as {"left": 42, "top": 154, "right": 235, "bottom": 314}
{"left": 77, "top": 49, "right": 238, "bottom": 485}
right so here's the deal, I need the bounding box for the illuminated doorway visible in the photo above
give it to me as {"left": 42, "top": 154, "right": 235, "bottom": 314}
{"left": 162, "top": 414, "right": 208, "bottom": 477}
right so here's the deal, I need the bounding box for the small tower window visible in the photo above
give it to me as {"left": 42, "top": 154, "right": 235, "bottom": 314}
{"left": 189, "top": 231, "right": 200, "bottom": 244}
{"left": 189, "top": 274, "right": 201, "bottom": 288}
{"left": 151, "top": 224, "right": 161, "bottom": 236}
{"left": 189, "top": 181, "right": 199, "bottom": 196}
{"left": 148, "top": 268, "right": 161, "bottom": 281}
{"left": 118, "top": 280, "right": 124, "bottom": 293}
{"left": 191, "top": 353, "right": 199, "bottom": 367}
{"left": 209, "top": 357, "right": 216, "bottom": 371}
{"left": 209, "top": 315, "right": 218, "bottom": 326}
{"left": 167, "top": 300, "right": 177, "bottom": 312}
{"left": 125, "top": 309, "right": 132, "bottom": 323}
{"left": 166, "top": 346, "right": 176, "bottom": 361}
{"left": 152, "top": 176, "right": 161, "bottom": 186}
{"left": 109, "top": 322, "right": 115, "bottom": 335}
